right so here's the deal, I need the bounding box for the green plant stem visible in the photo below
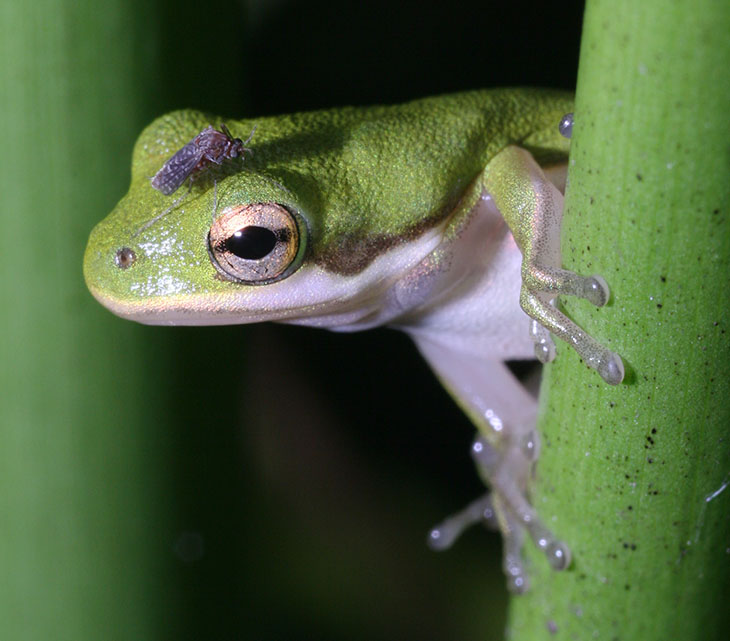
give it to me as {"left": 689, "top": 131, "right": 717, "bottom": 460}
{"left": 508, "top": 0, "right": 730, "bottom": 638}
{"left": 0, "top": 2, "right": 181, "bottom": 639}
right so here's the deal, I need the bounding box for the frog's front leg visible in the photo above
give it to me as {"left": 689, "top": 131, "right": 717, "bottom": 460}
{"left": 483, "top": 146, "right": 624, "bottom": 385}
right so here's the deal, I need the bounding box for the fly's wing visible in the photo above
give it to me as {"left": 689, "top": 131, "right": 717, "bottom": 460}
{"left": 150, "top": 140, "right": 204, "bottom": 195}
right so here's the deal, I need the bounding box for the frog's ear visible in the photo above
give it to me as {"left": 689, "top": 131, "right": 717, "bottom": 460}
{"left": 130, "top": 110, "right": 211, "bottom": 183}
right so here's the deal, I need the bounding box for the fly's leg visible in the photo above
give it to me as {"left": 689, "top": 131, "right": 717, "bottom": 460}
{"left": 133, "top": 183, "right": 192, "bottom": 237}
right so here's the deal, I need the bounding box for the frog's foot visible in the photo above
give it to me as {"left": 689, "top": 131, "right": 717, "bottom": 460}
{"left": 522, "top": 286, "right": 624, "bottom": 385}
{"left": 471, "top": 436, "right": 571, "bottom": 573}
{"left": 523, "top": 269, "right": 621, "bottom": 362}
{"left": 521, "top": 262, "right": 623, "bottom": 384}
{"left": 427, "top": 436, "right": 570, "bottom": 593}
{"left": 427, "top": 491, "right": 531, "bottom": 593}
{"left": 427, "top": 493, "right": 567, "bottom": 594}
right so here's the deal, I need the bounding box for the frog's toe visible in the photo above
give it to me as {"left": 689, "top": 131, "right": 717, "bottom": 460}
{"left": 506, "top": 567, "right": 529, "bottom": 594}
{"left": 503, "top": 533, "right": 529, "bottom": 593}
{"left": 523, "top": 265, "right": 611, "bottom": 306}
{"left": 522, "top": 290, "right": 623, "bottom": 384}
{"left": 553, "top": 271, "right": 609, "bottom": 306}
{"left": 498, "top": 501, "right": 569, "bottom": 593}
{"left": 471, "top": 436, "right": 573, "bottom": 575}
{"left": 583, "top": 274, "right": 610, "bottom": 307}
{"left": 598, "top": 350, "right": 625, "bottom": 385}
{"left": 531, "top": 319, "right": 557, "bottom": 363}
{"left": 429, "top": 434, "right": 572, "bottom": 592}
{"left": 545, "top": 539, "right": 572, "bottom": 570}
{"left": 427, "top": 493, "right": 496, "bottom": 551}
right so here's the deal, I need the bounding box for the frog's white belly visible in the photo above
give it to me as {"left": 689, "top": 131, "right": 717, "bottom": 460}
{"left": 391, "top": 192, "right": 534, "bottom": 362}
{"left": 298, "top": 189, "right": 533, "bottom": 366}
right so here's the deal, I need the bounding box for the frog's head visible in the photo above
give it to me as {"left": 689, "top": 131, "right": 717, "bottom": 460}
{"left": 84, "top": 110, "right": 447, "bottom": 329}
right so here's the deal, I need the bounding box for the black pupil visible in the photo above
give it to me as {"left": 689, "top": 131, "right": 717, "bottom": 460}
{"left": 225, "top": 226, "right": 278, "bottom": 260}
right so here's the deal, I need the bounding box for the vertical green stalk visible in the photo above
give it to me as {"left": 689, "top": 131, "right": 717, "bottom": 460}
{"left": 0, "top": 2, "right": 180, "bottom": 639}
{"left": 508, "top": 0, "right": 730, "bottom": 638}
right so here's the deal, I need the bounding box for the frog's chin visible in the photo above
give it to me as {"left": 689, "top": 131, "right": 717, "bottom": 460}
{"left": 86, "top": 280, "right": 394, "bottom": 329}
{"left": 86, "top": 282, "right": 264, "bottom": 326}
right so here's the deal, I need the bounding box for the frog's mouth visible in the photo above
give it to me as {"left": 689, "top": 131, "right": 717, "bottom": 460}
{"left": 85, "top": 278, "right": 386, "bottom": 329}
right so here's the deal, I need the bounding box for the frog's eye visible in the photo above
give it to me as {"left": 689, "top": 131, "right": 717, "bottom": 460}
{"left": 208, "top": 202, "right": 301, "bottom": 284}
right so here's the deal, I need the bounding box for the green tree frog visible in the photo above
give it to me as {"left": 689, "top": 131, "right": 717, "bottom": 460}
{"left": 84, "top": 88, "right": 624, "bottom": 593}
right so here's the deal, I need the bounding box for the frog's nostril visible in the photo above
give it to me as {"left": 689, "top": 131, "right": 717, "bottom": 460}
{"left": 114, "top": 247, "right": 137, "bottom": 269}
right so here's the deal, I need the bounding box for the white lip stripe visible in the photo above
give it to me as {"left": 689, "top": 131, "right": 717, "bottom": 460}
{"left": 94, "top": 225, "right": 446, "bottom": 328}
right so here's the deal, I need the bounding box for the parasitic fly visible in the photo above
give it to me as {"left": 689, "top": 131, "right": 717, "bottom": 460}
{"left": 151, "top": 124, "right": 255, "bottom": 195}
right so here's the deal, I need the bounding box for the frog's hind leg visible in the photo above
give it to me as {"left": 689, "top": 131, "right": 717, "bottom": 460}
{"left": 471, "top": 436, "right": 571, "bottom": 574}
{"left": 411, "top": 339, "right": 570, "bottom": 592}
{"left": 483, "top": 145, "right": 624, "bottom": 385}
{"left": 426, "top": 433, "right": 570, "bottom": 593}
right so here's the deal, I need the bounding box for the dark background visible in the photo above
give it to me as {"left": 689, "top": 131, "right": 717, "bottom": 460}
{"left": 144, "top": 1, "right": 585, "bottom": 638}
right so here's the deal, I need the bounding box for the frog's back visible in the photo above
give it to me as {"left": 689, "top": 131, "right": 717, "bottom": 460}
{"left": 368, "top": 88, "right": 573, "bottom": 164}
{"left": 134, "top": 88, "right": 571, "bottom": 183}
{"left": 128, "top": 88, "right": 573, "bottom": 274}
{"left": 251, "top": 88, "right": 573, "bottom": 168}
